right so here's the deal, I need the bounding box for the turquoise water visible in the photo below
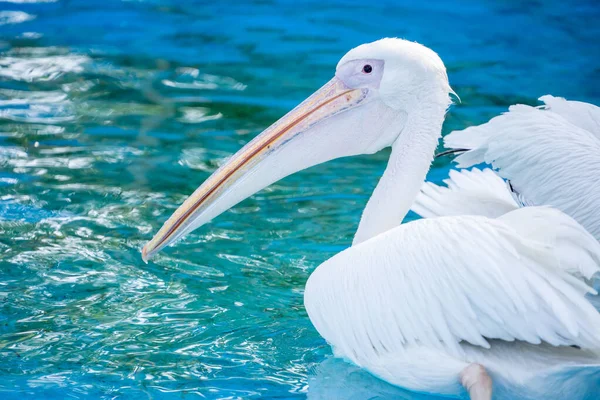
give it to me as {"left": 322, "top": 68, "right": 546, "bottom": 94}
{"left": 1, "top": 0, "right": 599, "bottom": 398}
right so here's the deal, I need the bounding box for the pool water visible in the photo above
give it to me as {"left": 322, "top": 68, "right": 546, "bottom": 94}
{"left": 1, "top": 0, "right": 599, "bottom": 398}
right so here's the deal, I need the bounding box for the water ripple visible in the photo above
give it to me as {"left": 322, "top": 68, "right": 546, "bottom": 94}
{"left": 0, "top": 54, "right": 89, "bottom": 82}
{"left": 0, "top": 11, "right": 35, "bottom": 26}
{"left": 0, "top": 0, "right": 598, "bottom": 399}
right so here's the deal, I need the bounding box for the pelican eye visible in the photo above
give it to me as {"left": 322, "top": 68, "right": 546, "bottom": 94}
{"left": 362, "top": 64, "right": 373, "bottom": 74}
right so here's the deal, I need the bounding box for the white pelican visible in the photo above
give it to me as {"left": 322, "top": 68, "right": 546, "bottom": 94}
{"left": 412, "top": 96, "right": 600, "bottom": 240}
{"left": 142, "top": 38, "right": 600, "bottom": 399}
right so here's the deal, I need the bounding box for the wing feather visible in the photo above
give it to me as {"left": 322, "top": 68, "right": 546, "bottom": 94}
{"left": 305, "top": 207, "right": 600, "bottom": 366}
{"left": 443, "top": 97, "right": 600, "bottom": 238}
{"left": 411, "top": 168, "right": 519, "bottom": 219}
{"left": 538, "top": 95, "right": 600, "bottom": 138}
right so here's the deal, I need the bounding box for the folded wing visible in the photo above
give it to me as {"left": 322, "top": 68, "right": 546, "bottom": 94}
{"left": 305, "top": 207, "right": 600, "bottom": 366}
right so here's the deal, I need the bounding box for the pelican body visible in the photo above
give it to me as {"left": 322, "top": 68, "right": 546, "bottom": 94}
{"left": 142, "top": 39, "right": 600, "bottom": 400}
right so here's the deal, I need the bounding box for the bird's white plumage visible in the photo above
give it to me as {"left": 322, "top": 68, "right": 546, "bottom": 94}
{"left": 411, "top": 167, "right": 518, "bottom": 219}
{"left": 305, "top": 207, "right": 600, "bottom": 396}
{"left": 539, "top": 95, "right": 600, "bottom": 138}
{"left": 412, "top": 168, "right": 600, "bottom": 282}
{"left": 308, "top": 343, "right": 600, "bottom": 400}
{"left": 444, "top": 96, "right": 600, "bottom": 239}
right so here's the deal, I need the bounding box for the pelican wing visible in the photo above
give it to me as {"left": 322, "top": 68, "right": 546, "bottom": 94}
{"left": 538, "top": 95, "right": 600, "bottom": 138}
{"left": 411, "top": 168, "right": 519, "bottom": 219}
{"left": 443, "top": 96, "right": 600, "bottom": 238}
{"left": 305, "top": 207, "right": 600, "bottom": 365}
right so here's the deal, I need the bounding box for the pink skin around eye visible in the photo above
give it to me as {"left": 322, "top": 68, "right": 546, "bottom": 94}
{"left": 335, "top": 59, "right": 384, "bottom": 90}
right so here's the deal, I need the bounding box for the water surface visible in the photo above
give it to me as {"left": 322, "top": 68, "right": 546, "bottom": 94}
{"left": 1, "top": 0, "right": 599, "bottom": 398}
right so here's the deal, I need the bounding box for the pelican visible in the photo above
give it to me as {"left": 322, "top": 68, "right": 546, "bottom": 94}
{"left": 142, "top": 39, "right": 600, "bottom": 399}
{"left": 412, "top": 96, "right": 600, "bottom": 240}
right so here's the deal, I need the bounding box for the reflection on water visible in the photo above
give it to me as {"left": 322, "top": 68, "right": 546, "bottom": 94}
{"left": 308, "top": 358, "right": 444, "bottom": 400}
{"left": 0, "top": 0, "right": 599, "bottom": 398}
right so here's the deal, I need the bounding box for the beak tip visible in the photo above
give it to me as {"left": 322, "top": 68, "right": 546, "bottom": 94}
{"left": 141, "top": 244, "right": 151, "bottom": 264}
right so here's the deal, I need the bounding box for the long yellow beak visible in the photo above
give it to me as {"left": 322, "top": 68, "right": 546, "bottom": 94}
{"left": 142, "top": 77, "right": 367, "bottom": 262}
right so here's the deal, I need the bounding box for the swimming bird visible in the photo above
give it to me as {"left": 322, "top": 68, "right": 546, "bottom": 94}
{"left": 142, "top": 38, "right": 600, "bottom": 399}
{"left": 412, "top": 96, "right": 600, "bottom": 240}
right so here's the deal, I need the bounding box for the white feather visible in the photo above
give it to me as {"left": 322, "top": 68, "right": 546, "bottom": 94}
{"left": 308, "top": 344, "right": 600, "bottom": 400}
{"left": 411, "top": 168, "right": 518, "bottom": 218}
{"left": 444, "top": 96, "right": 600, "bottom": 239}
{"left": 539, "top": 95, "right": 600, "bottom": 138}
{"left": 305, "top": 207, "right": 600, "bottom": 397}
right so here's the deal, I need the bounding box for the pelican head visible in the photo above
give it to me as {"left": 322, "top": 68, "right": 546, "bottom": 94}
{"left": 142, "top": 38, "right": 451, "bottom": 261}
